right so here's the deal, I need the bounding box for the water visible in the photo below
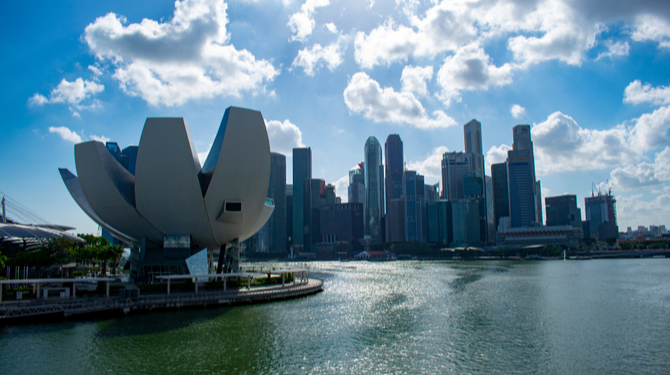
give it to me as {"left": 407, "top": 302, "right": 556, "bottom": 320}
{"left": 2, "top": 259, "right": 669, "bottom": 374}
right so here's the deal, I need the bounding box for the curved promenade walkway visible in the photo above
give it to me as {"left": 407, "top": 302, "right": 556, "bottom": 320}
{"left": 0, "top": 277, "right": 323, "bottom": 321}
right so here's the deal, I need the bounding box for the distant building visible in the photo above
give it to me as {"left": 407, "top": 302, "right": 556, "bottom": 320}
{"left": 441, "top": 152, "right": 470, "bottom": 200}
{"left": 545, "top": 194, "right": 582, "bottom": 229}
{"left": 364, "top": 137, "right": 385, "bottom": 243}
{"left": 386, "top": 198, "right": 406, "bottom": 242}
{"left": 348, "top": 165, "right": 365, "bottom": 205}
{"left": 286, "top": 184, "right": 293, "bottom": 252}
{"left": 122, "top": 145, "right": 139, "bottom": 175}
{"left": 403, "top": 170, "right": 426, "bottom": 243}
{"left": 507, "top": 125, "right": 539, "bottom": 228}
{"left": 496, "top": 225, "right": 582, "bottom": 248}
{"left": 427, "top": 200, "right": 452, "bottom": 245}
{"left": 491, "top": 162, "right": 509, "bottom": 230}
{"left": 451, "top": 199, "right": 481, "bottom": 247}
{"left": 464, "top": 119, "right": 484, "bottom": 176}
{"left": 319, "top": 202, "right": 364, "bottom": 256}
{"left": 292, "top": 147, "right": 312, "bottom": 253}
{"left": 268, "top": 152, "right": 286, "bottom": 252}
{"left": 585, "top": 192, "right": 618, "bottom": 241}
{"left": 424, "top": 183, "right": 439, "bottom": 203}
{"left": 303, "top": 178, "right": 326, "bottom": 253}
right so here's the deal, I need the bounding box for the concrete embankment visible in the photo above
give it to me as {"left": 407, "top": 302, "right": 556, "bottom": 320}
{"left": 0, "top": 278, "right": 323, "bottom": 322}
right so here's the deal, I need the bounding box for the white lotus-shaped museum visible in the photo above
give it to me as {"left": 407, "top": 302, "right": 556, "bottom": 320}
{"left": 59, "top": 106, "right": 274, "bottom": 275}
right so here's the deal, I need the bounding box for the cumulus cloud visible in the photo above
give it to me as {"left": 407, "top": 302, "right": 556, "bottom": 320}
{"left": 436, "top": 43, "right": 513, "bottom": 106}
{"left": 511, "top": 104, "right": 525, "bottom": 118}
{"left": 288, "top": 0, "right": 330, "bottom": 42}
{"left": 616, "top": 193, "right": 670, "bottom": 228}
{"left": 343, "top": 72, "right": 457, "bottom": 129}
{"left": 265, "top": 119, "right": 305, "bottom": 155}
{"left": 630, "top": 14, "right": 670, "bottom": 49}
{"left": 291, "top": 34, "right": 348, "bottom": 76}
{"left": 624, "top": 80, "right": 670, "bottom": 106}
{"left": 400, "top": 65, "right": 433, "bottom": 97}
{"left": 629, "top": 105, "right": 670, "bottom": 150}
{"left": 333, "top": 174, "right": 349, "bottom": 203}
{"left": 610, "top": 146, "right": 670, "bottom": 190}
{"left": 90, "top": 134, "right": 111, "bottom": 143}
{"left": 29, "top": 78, "right": 104, "bottom": 116}
{"left": 83, "top": 0, "right": 278, "bottom": 107}
{"left": 49, "top": 126, "right": 83, "bottom": 144}
{"left": 485, "top": 144, "right": 511, "bottom": 172}
{"left": 596, "top": 40, "right": 630, "bottom": 60}
{"left": 406, "top": 146, "right": 449, "bottom": 182}
{"left": 531, "top": 112, "right": 639, "bottom": 174}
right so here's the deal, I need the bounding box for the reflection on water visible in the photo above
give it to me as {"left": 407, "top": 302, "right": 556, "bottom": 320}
{"left": 2, "top": 259, "right": 670, "bottom": 374}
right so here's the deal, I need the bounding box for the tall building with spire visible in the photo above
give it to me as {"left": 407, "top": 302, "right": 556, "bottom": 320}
{"left": 364, "top": 137, "right": 385, "bottom": 243}
{"left": 506, "top": 125, "right": 541, "bottom": 228}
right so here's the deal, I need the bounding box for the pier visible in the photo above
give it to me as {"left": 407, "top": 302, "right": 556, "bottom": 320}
{"left": 0, "top": 270, "right": 323, "bottom": 321}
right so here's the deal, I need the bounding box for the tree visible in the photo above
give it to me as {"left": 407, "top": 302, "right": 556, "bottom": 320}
{"left": 605, "top": 236, "right": 617, "bottom": 247}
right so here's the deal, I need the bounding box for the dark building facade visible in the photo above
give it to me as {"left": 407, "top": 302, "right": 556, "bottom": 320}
{"left": 292, "top": 147, "right": 312, "bottom": 252}
{"left": 303, "top": 178, "right": 326, "bottom": 253}
{"left": 545, "top": 194, "right": 582, "bottom": 229}
{"left": 319, "top": 202, "right": 364, "bottom": 254}
{"left": 364, "top": 137, "right": 385, "bottom": 243}
{"left": 268, "top": 152, "right": 286, "bottom": 252}
{"left": 427, "top": 200, "right": 452, "bottom": 245}
{"left": 385, "top": 134, "right": 404, "bottom": 241}
{"left": 585, "top": 192, "right": 618, "bottom": 241}
{"left": 491, "top": 162, "right": 509, "bottom": 230}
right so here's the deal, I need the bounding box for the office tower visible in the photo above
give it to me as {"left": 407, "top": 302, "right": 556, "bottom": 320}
{"left": 585, "top": 192, "right": 618, "bottom": 241}
{"left": 464, "top": 119, "right": 484, "bottom": 175}
{"left": 286, "top": 184, "right": 293, "bottom": 252}
{"left": 507, "top": 125, "right": 538, "bottom": 228}
{"left": 364, "top": 137, "right": 385, "bottom": 242}
{"left": 349, "top": 164, "right": 365, "bottom": 204}
{"left": 441, "top": 152, "right": 470, "bottom": 200}
{"left": 122, "top": 145, "right": 139, "bottom": 175}
{"left": 545, "top": 194, "right": 582, "bottom": 229}
{"left": 451, "top": 199, "right": 481, "bottom": 246}
{"left": 463, "top": 170, "right": 488, "bottom": 243}
{"left": 403, "top": 170, "right": 427, "bottom": 243}
{"left": 105, "top": 142, "right": 120, "bottom": 159}
{"left": 485, "top": 176, "right": 494, "bottom": 242}
{"left": 427, "top": 200, "right": 452, "bottom": 245}
{"left": 292, "top": 147, "right": 312, "bottom": 253}
{"left": 303, "top": 178, "right": 326, "bottom": 253}
{"left": 425, "top": 183, "right": 439, "bottom": 203}
{"left": 319, "top": 202, "right": 364, "bottom": 248}
{"left": 386, "top": 198, "right": 406, "bottom": 242}
{"left": 535, "top": 180, "right": 542, "bottom": 225}
{"left": 268, "top": 152, "right": 286, "bottom": 252}
{"left": 491, "top": 162, "right": 509, "bottom": 230}
{"left": 326, "top": 184, "right": 336, "bottom": 205}
{"left": 385, "top": 135, "right": 404, "bottom": 242}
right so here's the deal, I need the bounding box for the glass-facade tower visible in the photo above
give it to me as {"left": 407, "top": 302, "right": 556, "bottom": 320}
{"left": 292, "top": 147, "right": 311, "bottom": 252}
{"left": 364, "top": 137, "right": 384, "bottom": 243}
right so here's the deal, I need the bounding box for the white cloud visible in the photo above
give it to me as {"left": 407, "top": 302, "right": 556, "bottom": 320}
{"left": 623, "top": 80, "right": 670, "bottom": 106}
{"left": 288, "top": 0, "right": 330, "bottom": 42}
{"left": 610, "top": 146, "right": 670, "bottom": 190}
{"left": 616, "top": 193, "right": 670, "bottom": 228}
{"left": 629, "top": 105, "right": 670, "bottom": 150}
{"left": 49, "top": 126, "right": 83, "bottom": 144}
{"left": 400, "top": 65, "right": 433, "bottom": 97}
{"left": 90, "top": 134, "right": 111, "bottom": 143}
{"left": 333, "top": 174, "right": 349, "bottom": 203}
{"left": 291, "top": 35, "right": 348, "bottom": 76}
{"left": 511, "top": 104, "right": 525, "bottom": 119}
{"left": 406, "top": 146, "right": 449, "bottom": 182}
{"left": 631, "top": 14, "right": 670, "bottom": 49}
{"left": 343, "top": 72, "right": 457, "bottom": 129}
{"left": 325, "top": 22, "right": 337, "bottom": 34}
{"left": 265, "top": 119, "right": 305, "bottom": 155}
{"left": 596, "top": 40, "right": 629, "bottom": 60}
{"left": 436, "top": 43, "right": 513, "bottom": 106}
{"left": 88, "top": 64, "right": 103, "bottom": 77}
{"left": 531, "top": 112, "right": 638, "bottom": 174}
{"left": 29, "top": 78, "right": 104, "bottom": 116}
{"left": 485, "top": 144, "right": 511, "bottom": 173}
{"left": 83, "top": 0, "right": 278, "bottom": 107}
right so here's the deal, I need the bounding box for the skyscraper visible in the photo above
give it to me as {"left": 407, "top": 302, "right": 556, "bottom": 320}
{"left": 585, "top": 192, "right": 618, "bottom": 241}
{"left": 507, "top": 125, "right": 539, "bottom": 228}
{"left": 268, "top": 152, "right": 286, "bottom": 252}
{"left": 441, "top": 152, "right": 470, "bottom": 200}
{"left": 364, "top": 137, "right": 384, "bottom": 243}
{"left": 385, "top": 134, "right": 404, "bottom": 242}
{"left": 545, "top": 194, "right": 582, "bottom": 229}
{"left": 348, "top": 164, "right": 365, "bottom": 205}
{"left": 491, "top": 162, "right": 509, "bottom": 231}
{"left": 286, "top": 184, "right": 293, "bottom": 252}
{"left": 303, "top": 178, "right": 326, "bottom": 253}
{"left": 292, "top": 147, "right": 311, "bottom": 253}
{"left": 403, "top": 170, "right": 427, "bottom": 243}
{"left": 463, "top": 119, "right": 484, "bottom": 175}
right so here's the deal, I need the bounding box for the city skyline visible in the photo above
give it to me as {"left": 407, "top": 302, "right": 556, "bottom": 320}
{"left": 2, "top": 0, "right": 670, "bottom": 234}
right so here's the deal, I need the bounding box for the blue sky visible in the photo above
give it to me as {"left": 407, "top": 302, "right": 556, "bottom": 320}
{"left": 2, "top": 0, "right": 669, "bottom": 234}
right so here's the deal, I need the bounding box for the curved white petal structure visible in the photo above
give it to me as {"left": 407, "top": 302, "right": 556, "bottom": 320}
{"left": 59, "top": 168, "right": 136, "bottom": 244}
{"left": 75, "top": 141, "right": 164, "bottom": 244}
{"left": 134, "top": 118, "right": 217, "bottom": 249}
{"left": 202, "top": 107, "right": 272, "bottom": 245}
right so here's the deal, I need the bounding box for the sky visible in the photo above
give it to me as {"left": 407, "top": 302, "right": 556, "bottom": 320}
{"left": 1, "top": 0, "right": 670, "bottom": 234}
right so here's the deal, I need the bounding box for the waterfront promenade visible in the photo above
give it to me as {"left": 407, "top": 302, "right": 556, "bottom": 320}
{"left": 0, "top": 274, "right": 323, "bottom": 321}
